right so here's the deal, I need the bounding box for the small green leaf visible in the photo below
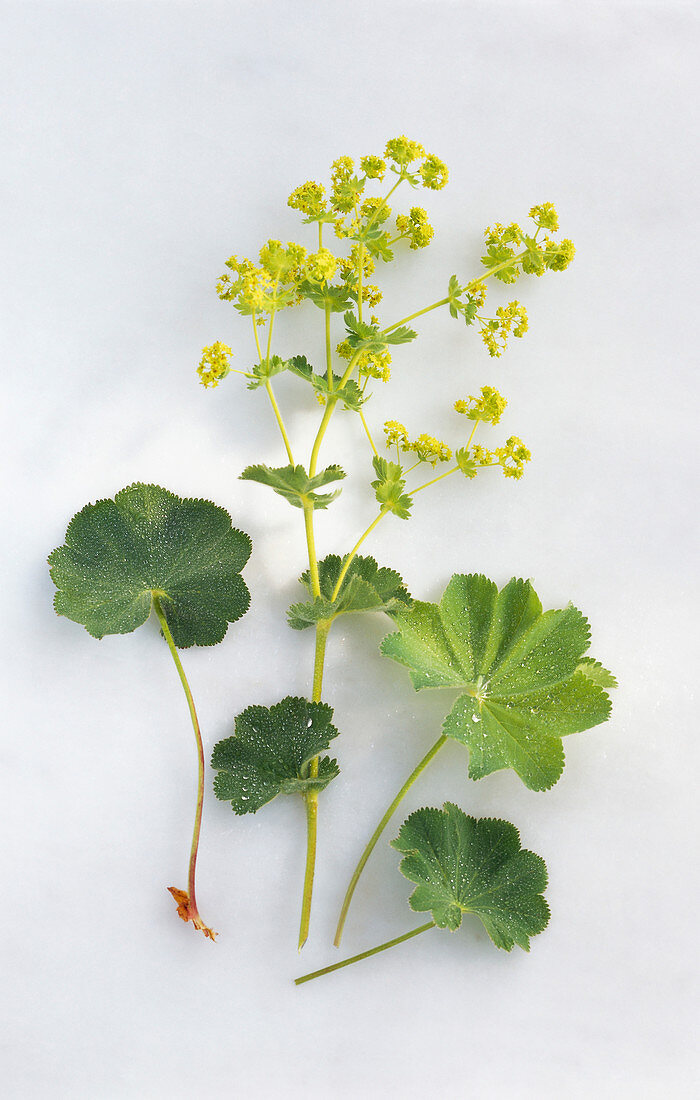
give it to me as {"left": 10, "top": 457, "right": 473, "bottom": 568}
{"left": 288, "top": 554, "right": 412, "bottom": 630}
{"left": 383, "top": 324, "right": 418, "bottom": 345}
{"left": 381, "top": 574, "right": 613, "bottom": 789}
{"left": 297, "top": 282, "right": 355, "bottom": 313}
{"left": 211, "top": 696, "right": 340, "bottom": 813}
{"left": 392, "top": 803, "right": 549, "bottom": 950}
{"left": 287, "top": 355, "right": 366, "bottom": 411}
{"left": 246, "top": 355, "right": 288, "bottom": 390}
{"left": 48, "top": 483, "right": 251, "bottom": 647}
{"left": 240, "top": 463, "right": 346, "bottom": 510}
{"left": 371, "top": 455, "right": 413, "bottom": 519}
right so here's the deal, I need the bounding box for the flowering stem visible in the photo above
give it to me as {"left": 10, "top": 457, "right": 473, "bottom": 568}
{"left": 411, "top": 466, "right": 459, "bottom": 494}
{"left": 298, "top": 617, "right": 330, "bottom": 950}
{"left": 265, "top": 381, "right": 295, "bottom": 465}
{"left": 296, "top": 921, "right": 436, "bottom": 985}
{"left": 152, "top": 595, "right": 215, "bottom": 940}
{"left": 359, "top": 409, "right": 379, "bottom": 457}
{"left": 382, "top": 297, "right": 450, "bottom": 334}
{"left": 330, "top": 506, "right": 391, "bottom": 602}
{"left": 334, "top": 734, "right": 447, "bottom": 946}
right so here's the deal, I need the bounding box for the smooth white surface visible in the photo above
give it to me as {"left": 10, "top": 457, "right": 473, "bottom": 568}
{"left": 2, "top": 2, "right": 698, "bottom": 1097}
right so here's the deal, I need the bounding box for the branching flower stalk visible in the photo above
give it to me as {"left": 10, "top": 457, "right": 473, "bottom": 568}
{"left": 202, "top": 139, "right": 579, "bottom": 948}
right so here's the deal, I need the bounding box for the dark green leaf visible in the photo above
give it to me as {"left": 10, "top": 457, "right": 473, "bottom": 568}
{"left": 211, "top": 696, "right": 340, "bottom": 813}
{"left": 381, "top": 574, "right": 613, "bottom": 789}
{"left": 288, "top": 554, "right": 412, "bottom": 630}
{"left": 392, "top": 802, "right": 549, "bottom": 950}
{"left": 48, "top": 483, "right": 251, "bottom": 647}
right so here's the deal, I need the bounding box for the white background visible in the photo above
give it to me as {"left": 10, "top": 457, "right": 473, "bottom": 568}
{"left": 2, "top": 2, "right": 698, "bottom": 1097}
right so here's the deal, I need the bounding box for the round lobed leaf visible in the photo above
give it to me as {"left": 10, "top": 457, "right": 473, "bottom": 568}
{"left": 48, "top": 483, "right": 252, "bottom": 647}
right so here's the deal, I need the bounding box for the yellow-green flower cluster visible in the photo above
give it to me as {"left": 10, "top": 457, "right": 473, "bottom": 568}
{"left": 484, "top": 222, "right": 523, "bottom": 249}
{"left": 330, "top": 156, "right": 360, "bottom": 213}
{"left": 455, "top": 385, "right": 507, "bottom": 424}
{"left": 479, "top": 301, "right": 528, "bottom": 357}
{"left": 383, "top": 420, "right": 452, "bottom": 465}
{"left": 197, "top": 342, "right": 232, "bottom": 388}
{"left": 305, "top": 247, "right": 338, "bottom": 283}
{"left": 287, "top": 180, "right": 326, "bottom": 217}
{"left": 259, "top": 239, "right": 307, "bottom": 281}
{"left": 382, "top": 137, "right": 448, "bottom": 189}
{"left": 383, "top": 419, "right": 409, "bottom": 448}
{"left": 338, "top": 248, "right": 382, "bottom": 306}
{"left": 360, "top": 196, "right": 391, "bottom": 224}
{"left": 495, "top": 436, "right": 531, "bottom": 478}
{"left": 360, "top": 155, "right": 386, "bottom": 180}
{"left": 337, "top": 341, "right": 391, "bottom": 382}
{"left": 419, "top": 154, "right": 448, "bottom": 190}
{"left": 529, "top": 202, "right": 559, "bottom": 231}
{"left": 385, "top": 136, "right": 426, "bottom": 166}
{"left": 460, "top": 437, "right": 531, "bottom": 479}
{"left": 395, "top": 207, "right": 434, "bottom": 249}
{"left": 542, "top": 237, "right": 576, "bottom": 271}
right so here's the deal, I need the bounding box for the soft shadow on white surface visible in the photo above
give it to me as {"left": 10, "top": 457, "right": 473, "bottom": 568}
{"left": 2, "top": 2, "right": 698, "bottom": 1097}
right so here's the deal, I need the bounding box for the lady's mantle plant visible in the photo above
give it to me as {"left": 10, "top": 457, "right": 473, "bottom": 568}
{"left": 48, "top": 137, "right": 614, "bottom": 979}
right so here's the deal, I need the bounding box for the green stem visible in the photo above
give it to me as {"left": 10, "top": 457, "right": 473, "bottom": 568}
{"left": 152, "top": 595, "right": 215, "bottom": 940}
{"left": 296, "top": 921, "right": 436, "bottom": 985}
{"left": 325, "top": 305, "right": 333, "bottom": 391}
{"left": 381, "top": 296, "right": 450, "bottom": 335}
{"left": 264, "top": 380, "right": 295, "bottom": 465}
{"left": 358, "top": 409, "right": 379, "bottom": 457}
{"left": 330, "top": 506, "right": 390, "bottom": 602}
{"left": 298, "top": 619, "right": 330, "bottom": 950}
{"left": 334, "top": 734, "right": 447, "bottom": 946}
{"left": 302, "top": 501, "right": 321, "bottom": 597}
{"left": 411, "top": 465, "right": 459, "bottom": 494}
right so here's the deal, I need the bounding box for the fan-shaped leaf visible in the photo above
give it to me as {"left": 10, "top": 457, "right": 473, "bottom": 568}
{"left": 392, "top": 802, "right": 549, "bottom": 950}
{"left": 381, "top": 574, "right": 613, "bottom": 789}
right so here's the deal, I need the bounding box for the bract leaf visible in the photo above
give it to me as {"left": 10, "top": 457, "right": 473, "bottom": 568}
{"left": 246, "top": 354, "right": 288, "bottom": 390}
{"left": 287, "top": 554, "right": 412, "bottom": 630}
{"left": 240, "top": 463, "right": 346, "bottom": 509}
{"left": 287, "top": 355, "right": 365, "bottom": 411}
{"left": 392, "top": 802, "right": 549, "bottom": 950}
{"left": 48, "top": 483, "right": 251, "bottom": 647}
{"left": 211, "top": 696, "right": 340, "bottom": 813}
{"left": 381, "top": 574, "right": 613, "bottom": 789}
{"left": 371, "top": 455, "right": 413, "bottom": 519}
{"left": 297, "top": 282, "right": 355, "bottom": 313}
